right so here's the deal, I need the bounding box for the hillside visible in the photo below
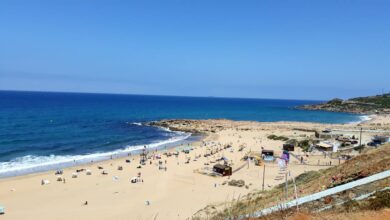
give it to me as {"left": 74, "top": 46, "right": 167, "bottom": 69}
{"left": 193, "top": 144, "right": 390, "bottom": 219}
{"left": 298, "top": 93, "right": 390, "bottom": 114}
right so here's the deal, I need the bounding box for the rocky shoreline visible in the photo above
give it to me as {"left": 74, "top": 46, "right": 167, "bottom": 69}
{"left": 297, "top": 104, "right": 370, "bottom": 114}
{"left": 147, "top": 119, "right": 213, "bottom": 135}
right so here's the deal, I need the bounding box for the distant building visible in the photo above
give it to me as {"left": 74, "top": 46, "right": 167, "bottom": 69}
{"left": 314, "top": 141, "right": 334, "bottom": 151}
{"left": 315, "top": 131, "right": 339, "bottom": 139}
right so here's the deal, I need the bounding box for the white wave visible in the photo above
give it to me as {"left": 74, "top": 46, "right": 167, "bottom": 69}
{"left": 348, "top": 115, "right": 372, "bottom": 124}
{"left": 131, "top": 122, "right": 143, "bottom": 126}
{"left": 359, "top": 115, "right": 372, "bottom": 122}
{"left": 0, "top": 132, "right": 191, "bottom": 178}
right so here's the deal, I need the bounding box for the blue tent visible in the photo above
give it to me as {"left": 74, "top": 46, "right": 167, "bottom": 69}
{"left": 183, "top": 146, "right": 193, "bottom": 151}
{"left": 0, "top": 205, "right": 4, "bottom": 214}
{"left": 221, "top": 156, "right": 229, "bottom": 161}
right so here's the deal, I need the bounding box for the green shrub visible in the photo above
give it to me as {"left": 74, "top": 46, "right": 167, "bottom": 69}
{"left": 366, "top": 189, "right": 390, "bottom": 210}
{"left": 267, "top": 135, "right": 289, "bottom": 141}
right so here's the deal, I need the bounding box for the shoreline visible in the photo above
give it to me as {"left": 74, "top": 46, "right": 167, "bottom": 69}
{"left": 0, "top": 130, "right": 200, "bottom": 179}
{"left": 0, "top": 114, "right": 379, "bottom": 179}
{"left": 0, "top": 113, "right": 368, "bottom": 179}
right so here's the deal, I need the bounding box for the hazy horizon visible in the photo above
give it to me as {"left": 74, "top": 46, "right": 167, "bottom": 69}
{"left": 1, "top": 88, "right": 387, "bottom": 102}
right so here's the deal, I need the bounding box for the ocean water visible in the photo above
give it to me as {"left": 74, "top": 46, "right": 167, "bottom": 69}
{"left": 0, "top": 91, "right": 365, "bottom": 177}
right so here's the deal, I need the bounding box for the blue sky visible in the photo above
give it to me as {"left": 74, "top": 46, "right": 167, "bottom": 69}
{"left": 1, "top": 0, "right": 389, "bottom": 100}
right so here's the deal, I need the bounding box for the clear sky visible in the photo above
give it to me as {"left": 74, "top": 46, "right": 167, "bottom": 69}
{"left": 1, "top": 0, "right": 389, "bottom": 100}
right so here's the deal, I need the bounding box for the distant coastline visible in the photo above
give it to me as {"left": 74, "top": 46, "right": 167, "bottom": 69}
{"left": 297, "top": 93, "right": 390, "bottom": 115}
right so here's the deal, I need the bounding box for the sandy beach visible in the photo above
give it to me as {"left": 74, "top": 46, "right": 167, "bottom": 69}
{"left": 1, "top": 115, "right": 389, "bottom": 220}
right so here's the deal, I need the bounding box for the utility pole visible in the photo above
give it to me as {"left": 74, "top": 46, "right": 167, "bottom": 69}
{"left": 359, "top": 127, "right": 363, "bottom": 147}
{"left": 262, "top": 164, "right": 266, "bottom": 191}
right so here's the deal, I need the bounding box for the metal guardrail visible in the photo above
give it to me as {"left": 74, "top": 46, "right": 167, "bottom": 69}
{"left": 240, "top": 170, "right": 390, "bottom": 219}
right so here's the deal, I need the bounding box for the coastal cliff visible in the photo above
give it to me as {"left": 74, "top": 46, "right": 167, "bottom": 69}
{"left": 298, "top": 93, "right": 390, "bottom": 114}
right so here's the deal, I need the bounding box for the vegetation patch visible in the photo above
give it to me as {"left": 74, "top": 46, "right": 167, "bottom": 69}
{"left": 267, "top": 134, "right": 289, "bottom": 141}
{"left": 366, "top": 189, "right": 390, "bottom": 210}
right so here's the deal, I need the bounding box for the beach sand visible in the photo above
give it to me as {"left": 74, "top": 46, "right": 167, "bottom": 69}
{"left": 1, "top": 115, "right": 389, "bottom": 220}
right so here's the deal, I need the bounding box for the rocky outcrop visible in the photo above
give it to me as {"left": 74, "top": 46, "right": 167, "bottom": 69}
{"left": 298, "top": 94, "right": 390, "bottom": 114}
{"left": 147, "top": 119, "right": 209, "bottom": 135}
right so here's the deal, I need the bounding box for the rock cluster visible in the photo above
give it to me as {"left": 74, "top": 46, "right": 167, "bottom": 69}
{"left": 227, "top": 179, "right": 245, "bottom": 187}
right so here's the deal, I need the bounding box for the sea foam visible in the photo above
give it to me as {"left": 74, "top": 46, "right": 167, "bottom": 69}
{"left": 0, "top": 131, "right": 191, "bottom": 178}
{"left": 348, "top": 115, "right": 372, "bottom": 124}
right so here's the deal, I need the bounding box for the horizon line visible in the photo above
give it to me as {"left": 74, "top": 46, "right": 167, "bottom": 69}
{"left": 0, "top": 89, "right": 327, "bottom": 102}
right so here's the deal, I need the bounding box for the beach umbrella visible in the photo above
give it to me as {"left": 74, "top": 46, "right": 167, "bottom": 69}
{"left": 41, "top": 179, "right": 50, "bottom": 185}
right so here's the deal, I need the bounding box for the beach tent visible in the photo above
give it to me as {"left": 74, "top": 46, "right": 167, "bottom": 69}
{"left": 41, "top": 179, "right": 50, "bottom": 185}
{"left": 261, "top": 150, "right": 274, "bottom": 157}
{"left": 315, "top": 142, "right": 334, "bottom": 152}
{"left": 86, "top": 170, "right": 92, "bottom": 175}
{"left": 183, "top": 146, "right": 192, "bottom": 154}
{"left": 72, "top": 173, "right": 78, "bottom": 178}
{"left": 0, "top": 205, "right": 4, "bottom": 214}
{"left": 221, "top": 156, "right": 229, "bottom": 162}
{"left": 213, "top": 164, "right": 232, "bottom": 176}
{"left": 283, "top": 144, "right": 295, "bottom": 151}
{"left": 263, "top": 155, "right": 275, "bottom": 162}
